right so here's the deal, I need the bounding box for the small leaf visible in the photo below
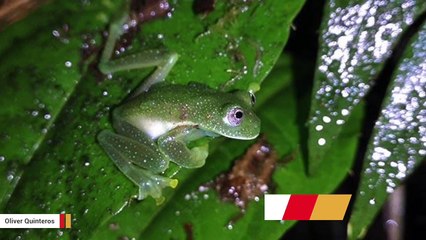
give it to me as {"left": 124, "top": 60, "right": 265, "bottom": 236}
{"left": 308, "top": 0, "right": 426, "bottom": 173}
{"left": 349, "top": 19, "right": 426, "bottom": 239}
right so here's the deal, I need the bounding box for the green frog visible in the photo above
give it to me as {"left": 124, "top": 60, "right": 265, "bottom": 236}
{"left": 97, "top": 15, "right": 261, "bottom": 204}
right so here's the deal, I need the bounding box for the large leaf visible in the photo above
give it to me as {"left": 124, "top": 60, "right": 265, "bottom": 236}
{"left": 90, "top": 51, "right": 364, "bottom": 240}
{"left": 349, "top": 18, "right": 426, "bottom": 239}
{"left": 0, "top": 0, "right": 305, "bottom": 239}
{"left": 0, "top": 2, "right": 94, "bottom": 209}
{"left": 308, "top": 0, "right": 426, "bottom": 174}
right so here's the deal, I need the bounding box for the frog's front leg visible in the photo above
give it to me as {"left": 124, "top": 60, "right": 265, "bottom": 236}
{"left": 157, "top": 126, "right": 210, "bottom": 168}
{"left": 98, "top": 14, "right": 178, "bottom": 95}
{"left": 98, "top": 123, "right": 178, "bottom": 204}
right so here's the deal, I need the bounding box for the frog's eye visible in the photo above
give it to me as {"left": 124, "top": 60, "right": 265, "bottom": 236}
{"left": 226, "top": 107, "right": 244, "bottom": 126}
{"left": 249, "top": 92, "right": 256, "bottom": 106}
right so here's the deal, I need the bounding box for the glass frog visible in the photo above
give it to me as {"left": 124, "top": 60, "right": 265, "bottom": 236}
{"left": 97, "top": 15, "right": 261, "bottom": 204}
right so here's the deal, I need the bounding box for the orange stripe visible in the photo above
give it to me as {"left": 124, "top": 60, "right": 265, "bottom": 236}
{"left": 65, "top": 214, "right": 72, "bottom": 228}
{"left": 310, "top": 194, "right": 351, "bottom": 220}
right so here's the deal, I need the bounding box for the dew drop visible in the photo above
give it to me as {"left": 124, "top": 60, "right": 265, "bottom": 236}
{"left": 372, "top": 147, "right": 392, "bottom": 161}
{"left": 322, "top": 116, "right": 331, "bottom": 123}
{"left": 184, "top": 194, "right": 191, "bottom": 200}
{"left": 6, "top": 173, "right": 14, "bottom": 181}
{"left": 395, "top": 172, "right": 406, "bottom": 179}
{"left": 227, "top": 224, "right": 233, "bottom": 230}
{"left": 198, "top": 185, "right": 209, "bottom": 192}
{"left": 385, "top": 219, "right": 398, "bottom": 227}
{"left": 336, "top": 119, "right": 345, "bottom": 125}
{"left": 318, "top": 138, "right": 326, "bottom": 146}
{"left": 52, "top": 30, "right": 60, "bottom": 37}
{"left": 397, "top": 163, "right": 407, "bottom": 173}
{"left": 341, "top": 88, "right": 349, "bottom": 98}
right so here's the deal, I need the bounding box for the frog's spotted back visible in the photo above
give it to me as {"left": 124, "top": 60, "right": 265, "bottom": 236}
{"left": 118, "top": 83, "right": 260, "bottom": 140}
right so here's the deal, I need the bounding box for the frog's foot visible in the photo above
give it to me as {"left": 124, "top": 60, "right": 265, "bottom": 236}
{"left": 187, "top": 144, "right": 209, "bottom": 168}
{"left": 137, "top": 170, "right": 178, "bottom": 205}
{"left": 158, "top": 128, "right": 210, "bottom": 169}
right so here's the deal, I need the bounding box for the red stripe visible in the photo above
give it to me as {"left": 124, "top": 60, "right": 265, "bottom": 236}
{"left": 60, "top": 214, "right": 65, "bottom": 228}
{"left": 282, "top": 194, "right": 318, "bottom": 220}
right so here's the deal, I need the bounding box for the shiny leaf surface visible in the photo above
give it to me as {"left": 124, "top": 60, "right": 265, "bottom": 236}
{"left": 308, "top": 0, "right": 426, "bottom": 173}
{"left": 0, "top": 0, "right": 305, "bottom": 239}
{"left": 349, "top": 19, "right": 426, "bottom": 239}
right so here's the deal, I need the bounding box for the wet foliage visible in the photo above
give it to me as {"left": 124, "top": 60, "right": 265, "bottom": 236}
{"left": 0, "top": 0, "right": 425, "bottom": 239}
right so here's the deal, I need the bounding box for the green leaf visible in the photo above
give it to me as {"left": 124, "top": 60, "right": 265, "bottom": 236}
{"left": 90, "top": 50, "right": 363, "bottom": 240}
{"left": 0, "top": 2, "right": 105, "bottom": 209}
{"left": 0, "top": 0, "right": 305, "bottom": 239}
{"left": 349, "top": 19, "right": 426, "bottom": 239}
{"left": 307, "top": 0, "right": 426, "bottom": 174}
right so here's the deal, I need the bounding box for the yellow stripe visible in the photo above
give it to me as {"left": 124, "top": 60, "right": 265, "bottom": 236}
{"left": 66, "top": 214, "right": 72, "bottom": 228}
{"left": 310, "top": 194, "right": 351, "bottom": 220}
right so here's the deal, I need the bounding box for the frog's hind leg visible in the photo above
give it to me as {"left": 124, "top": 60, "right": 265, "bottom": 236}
{"left": 100, "top": 50, "right": 178, "bottom": 96}
{"left": 98, "top": 14, "right": 179, "bottom": 96}
{"left": 98, "top": 130, "right": 178, "bottom": 204}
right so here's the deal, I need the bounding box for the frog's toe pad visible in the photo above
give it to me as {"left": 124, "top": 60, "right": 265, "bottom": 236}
{"left": 137, "top": 173, "right": 178, "bottom": 203}
{"left": 169, "top": 179, "right": 178, "bottom": 188}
